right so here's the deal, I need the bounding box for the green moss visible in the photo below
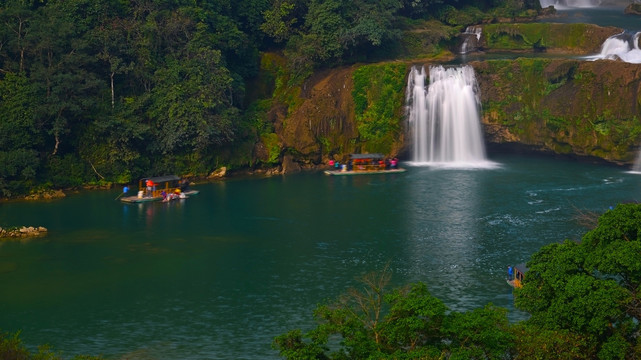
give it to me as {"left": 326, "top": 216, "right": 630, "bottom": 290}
{"left": 545, "top": 115, "right": 569, "bottom": 132}
{"left": 484, "top": 23, "right": 593, "bottom": 51}
{"left": 260, "top": 133, "right": 281, "bottom": 164}
{"left": 260, "top": 52, "right": 305, "bottom": 115}
{"left": 318, "top": 136, "right": 329, "bottom": 152}
{"left": 397, "top": 20, "right": 460, "bottom": 59}
{"left": 551, "top": 142, "right": 573, "bottom": 154}
{"left": 352, "top": 63, "right": 407, "bottom": 154}
{"left": 478, "top": 58, "right": 641, "bottom": 162}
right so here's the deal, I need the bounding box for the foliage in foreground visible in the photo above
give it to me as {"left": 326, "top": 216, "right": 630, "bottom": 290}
{"left": 0, "top": 331, "right": 103, "bottom": 360}
{"left": 516, "top": 202, "right": 641, "bottom": 359}
{"left": 273, "top": 269, "right": 514, "bottom": 359}
{"left": 275, "top": 203, "right": 641, "bottom": 359}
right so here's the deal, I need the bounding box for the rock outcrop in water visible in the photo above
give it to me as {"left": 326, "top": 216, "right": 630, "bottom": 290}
{"left": 0, "top": 226, "right": 48, "bottom": 239}
{"left": 624, "top": 3, "right": 641, "bottom": 16}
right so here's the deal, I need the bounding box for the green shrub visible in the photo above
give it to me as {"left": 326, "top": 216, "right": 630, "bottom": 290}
{"left": 352, "top": 63, "right": 407, "bottom": 154}
{"left": 0, "top": 330, "right": 103, "bottom": 360}
{"left": 261, "top": 133, "right": 281, "bottom": 164}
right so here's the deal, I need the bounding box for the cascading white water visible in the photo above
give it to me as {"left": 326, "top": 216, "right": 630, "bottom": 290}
{"left": 460, "top": 26, "right": 482, "bottom": 54}
{"left": 585, "top": 31, "right": 641, "bottom": 64}
{"left": 406, "top": 65, "right": 489, "bottom": 167}
{"left": 540, "top": 0, "right": 601, "bottom": 8}
{"left": 632, "top": 152, "right": 641, "bottom": 173}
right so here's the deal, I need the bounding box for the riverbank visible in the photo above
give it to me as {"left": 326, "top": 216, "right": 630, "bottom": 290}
{"left": 1, "top": 147, "right": 632, "bottom": 203}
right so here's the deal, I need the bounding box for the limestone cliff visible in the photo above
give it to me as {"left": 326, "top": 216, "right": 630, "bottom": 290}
{"left": 474, "top": 59, "right": 641, "bottom": 164}
{"left": 258, "top": 23, "right": 641, "bottom": 168}
{"left": 259, "top": 57, "right": 407, "bottom": 167}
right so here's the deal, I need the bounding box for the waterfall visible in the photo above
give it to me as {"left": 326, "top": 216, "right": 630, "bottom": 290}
{"left": 633, "top": 151, "right": 641, "bottom": 173}
{"left": 406, "top": 65, "right": 490, "bottom": 167}
{"left": 460, "top": 26, "right": 482, "bottom": 54}
{"left": 540, "top": 0, "right": 601, "bottom": 8}
{"left": 585, "top": 31, "right": 641, "bottom": 64}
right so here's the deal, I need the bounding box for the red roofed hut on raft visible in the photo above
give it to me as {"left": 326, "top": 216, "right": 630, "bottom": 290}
{"left": 324, "top": 154, "right": 406, "bottom": 176}
{"left": 120, "top": 175, "right": 199, "bottom": 203}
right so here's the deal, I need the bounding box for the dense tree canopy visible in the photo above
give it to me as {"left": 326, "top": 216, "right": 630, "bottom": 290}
{"left": 273, "top": 270, "right": 515, "bottom": 359}
{"left": 515, "top": 203, "right": 641, "bottom": 359}
{"left": 0, "top": 0, "right": 540, "bottom": 196}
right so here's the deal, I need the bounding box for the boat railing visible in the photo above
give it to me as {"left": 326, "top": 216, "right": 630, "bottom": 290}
{"left": 353, "top": 164, "right": 386, "bottom": 171}
{"left": 140, "top": 186, "right": 179, "bottom": 198}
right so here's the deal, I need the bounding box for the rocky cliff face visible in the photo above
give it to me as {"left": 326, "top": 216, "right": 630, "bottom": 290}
{"left": 474, "top": 59, "right": 641, "bottom": 164}
{"left": 261, "top": 59, "right": 407, "bottom": 168}
{"left": 275, "top": 66, "right": 358, "bottom": 165}
{"left": 260, "top": 23, "right": 641, "bottom": 168}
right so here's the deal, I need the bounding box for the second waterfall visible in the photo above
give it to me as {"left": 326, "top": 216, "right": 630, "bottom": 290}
{"left": 406, "top": 65, "right": 489, "bottom": 166}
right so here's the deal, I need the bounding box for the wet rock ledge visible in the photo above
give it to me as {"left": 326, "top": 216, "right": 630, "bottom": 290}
{"left": 0, "top": 226, "right": 48, "bottom": 239}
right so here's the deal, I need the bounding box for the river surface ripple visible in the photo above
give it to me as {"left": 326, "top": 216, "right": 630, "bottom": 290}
{"left": 1, "top": 154, "right": 640, "bottom": 359}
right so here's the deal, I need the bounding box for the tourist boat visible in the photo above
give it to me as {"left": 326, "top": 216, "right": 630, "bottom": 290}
{"left": 119, "top": 175, "right": 199, "bottom": 203}
{"left": 507, "top": 263, "right": 527, "bottom": 288}
{"left": 324, "top": 153, "right": 406, "bottom": 176}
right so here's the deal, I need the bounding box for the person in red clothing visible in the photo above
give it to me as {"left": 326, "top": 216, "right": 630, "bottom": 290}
{"left": 146, "top": 179, "right": 155, "bottom": 197}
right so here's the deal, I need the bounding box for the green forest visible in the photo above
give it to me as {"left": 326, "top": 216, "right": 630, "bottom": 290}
{"left": 3, "top": 2, "right": 641, "bottom": 359}
{"left": 0, "top": 0, "right": 543, "bottom": 198}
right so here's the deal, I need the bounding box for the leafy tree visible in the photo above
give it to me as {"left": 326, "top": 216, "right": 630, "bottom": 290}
{"left": 398, "top": 0, "right": 447, "bottom": 19}
{"left": 264, "top": 0, "right": 402, "bottom": 72}
{"left": 379, "top": 282, "right": 448, "bottom": 356}
{"left": 511, "top": 324, "right": 596, "bottom": 360}
{"left": 443, "top": 304, "right": 515, "bottom": 359}
{"left": 0, "top": 72, "right": 41, "bottom": 150}
{"left": 0, "top": 330, "right": 104, "bottom": 360}
{"left": 147, "top": 47, "right": 236, "bottom": 156}
{"left": 26, "top": 1, "right": 104, "bottom": 156}
{"left": 0, "top": 0, "right": 35, "bottom": 73}
{"left": 260, "top": 0, "right": 309, "bottom": 44}
{"left": 0, "top": 72, "right": 42, "bottom": 196}
{"left": 515, "top": 203, "right": 641, "bottom": 359}
{"left": 274, "top": 268, "right": 515, "bottom": 359}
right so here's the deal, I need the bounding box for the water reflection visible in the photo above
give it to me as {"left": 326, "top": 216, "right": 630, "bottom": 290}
{"left": 403, "top": 167, "right": 495, "bottom": 312}
{"left": 2, "top": 157, "right": 641, "bottom": 358}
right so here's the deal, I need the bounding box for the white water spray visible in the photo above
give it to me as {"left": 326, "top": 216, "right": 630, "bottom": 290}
{"left": 406, "top": 65, "right": 490, "bottom": 167}
{"left": 585, "top": 31, "right": 641, "bottom": 64}
{"left": 632, "top": 152, "right": 641, "bottom": 173}
{"left": 540, "top": 0, "right": 601, "bottom": 9}
{"left": 460, "top": 26, "right": 482, "bottom": 54}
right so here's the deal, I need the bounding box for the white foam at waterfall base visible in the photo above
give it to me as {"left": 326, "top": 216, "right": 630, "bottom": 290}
{"left": 460, "top": 26, "right": 482, "bottom": 54}
{"left": 585, "top": 32, "right": 641, "bottom": 64}
{"left": 631, "top": 146, "right": 641, "bottom": 174}
{"left": 405, "top": 65, "right": 497, "bottom": 169}
{"left": 539, "top": 0, "right": 601, "bottom": 9}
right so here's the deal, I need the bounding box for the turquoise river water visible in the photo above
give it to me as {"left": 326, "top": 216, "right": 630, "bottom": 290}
{"left": 1, "top": 154, "right": 640, "bottom": 359}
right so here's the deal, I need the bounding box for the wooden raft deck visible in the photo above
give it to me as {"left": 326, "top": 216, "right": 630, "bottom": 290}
{"left": 120, "top": 190, "right": 200, "bottom": 203}
{"left": 324, "top": 168, "right": 406, "bottom": 176}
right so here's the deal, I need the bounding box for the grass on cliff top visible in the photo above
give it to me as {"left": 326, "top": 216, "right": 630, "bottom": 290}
{"left": 484, "top": 23, "right": 596, "bottom": 51}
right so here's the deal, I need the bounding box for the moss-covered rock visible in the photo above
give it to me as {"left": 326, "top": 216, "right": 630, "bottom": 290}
{"left": 481, "top": 23, "right": 620, "bottom": 53}
{"left": 474, "top": 59, "right": 641, "bottom": 164}
{"left": 624, "top": 3, "right": 641, "bottom": 16}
